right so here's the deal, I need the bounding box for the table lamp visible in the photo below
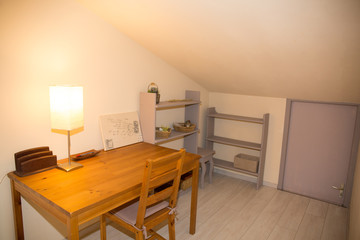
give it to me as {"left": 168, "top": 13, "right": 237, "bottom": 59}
{"left": 49, "top": 86, "right": 84, "bottom": 171}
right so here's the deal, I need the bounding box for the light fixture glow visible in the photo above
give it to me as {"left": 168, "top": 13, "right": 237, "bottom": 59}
{"left": 49, "top": 86, "right": 83, "bottom": 131}
{"left": 49, "top": 86, "right": 84, "bottom": 172}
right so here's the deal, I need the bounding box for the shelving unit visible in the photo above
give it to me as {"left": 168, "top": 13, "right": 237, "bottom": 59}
{"left": 205, "top": 107, "right": 269, "bottom": 189}
{"left": 139, "top": 90, "right": 200, "bottom": 154}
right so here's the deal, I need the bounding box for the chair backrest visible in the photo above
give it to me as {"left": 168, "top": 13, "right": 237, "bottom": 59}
{"left": 135, "top": 148, "right": 185, "bottom": 228}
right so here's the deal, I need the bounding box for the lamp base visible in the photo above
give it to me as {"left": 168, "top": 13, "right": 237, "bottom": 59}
{"left": 57, "top": 161, "right": 83, "bottom": 172}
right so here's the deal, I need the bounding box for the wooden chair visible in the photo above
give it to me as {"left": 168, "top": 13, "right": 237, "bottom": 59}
{"left": 100, "top": 149, "right": 186, "bottom": 240}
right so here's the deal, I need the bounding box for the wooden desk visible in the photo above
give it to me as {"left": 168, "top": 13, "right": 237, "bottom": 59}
{"left": 8, "top": 142, "right": 200, "bottom": 240}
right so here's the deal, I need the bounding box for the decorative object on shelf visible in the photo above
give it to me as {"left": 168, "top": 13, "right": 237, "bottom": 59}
{"left": 173, "top": 120, "right": 196, "bottom": 132}
{"left": 147, "top": 82, "right": 160, "bottom": 104}
{"left": 71, "top": 149, "right": 101, "bottom": 161}
{"left": 234, "top": 153, "right": 259, "bottom": 173}
{"left": 49, "top": 86, "right": 84, "bottom": 172}
{"left": 14, "top": 146, "right": 57, "bottom": 177}
{"left": 155, "top": 126, "right": 172, "bottom": 139}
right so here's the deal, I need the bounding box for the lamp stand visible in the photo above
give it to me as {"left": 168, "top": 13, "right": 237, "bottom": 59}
{"left": 57, "top": 131, "right": 83, "bottom": 172}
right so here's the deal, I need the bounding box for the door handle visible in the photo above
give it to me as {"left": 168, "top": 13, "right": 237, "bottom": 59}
{"left": 332, "top": 184, "right": 344, "bottom": 198}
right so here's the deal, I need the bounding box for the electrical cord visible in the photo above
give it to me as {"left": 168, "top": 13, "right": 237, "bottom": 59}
{"left": 0, "top": 174, "right": 7, "bottom": 185}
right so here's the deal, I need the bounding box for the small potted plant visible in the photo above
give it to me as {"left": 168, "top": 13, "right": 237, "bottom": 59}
{"left": 148, "top": 82, "right": 160, "bottom": 104}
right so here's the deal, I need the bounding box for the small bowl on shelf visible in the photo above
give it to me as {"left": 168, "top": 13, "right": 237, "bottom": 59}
{"left": 173, "top": 122, "right": 196, "bottom": 133}
{"left": 155, "top": 127, "right": 172, "bottom": 139}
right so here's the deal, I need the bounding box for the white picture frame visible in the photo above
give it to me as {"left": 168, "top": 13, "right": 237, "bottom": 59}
{"left": 99, "top": 112, "right": 143, "bottom": 151}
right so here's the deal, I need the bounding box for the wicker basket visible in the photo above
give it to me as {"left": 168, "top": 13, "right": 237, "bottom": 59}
{"left": 173, "top": 122, "right": 196, "bottom": 132}
{"left": 155, "top": 127, "right": 171, "bottom": 139}
{"left": 180, "top": 172, "right": 192, "bottom": 190}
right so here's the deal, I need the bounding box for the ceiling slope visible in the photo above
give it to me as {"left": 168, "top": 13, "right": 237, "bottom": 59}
{"left": 77, "top": 0, "right": 360, "bottom": 103}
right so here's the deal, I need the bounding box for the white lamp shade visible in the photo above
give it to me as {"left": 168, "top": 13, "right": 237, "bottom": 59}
{"left": 49, "top": 86, "right": 84, "bottom": 131}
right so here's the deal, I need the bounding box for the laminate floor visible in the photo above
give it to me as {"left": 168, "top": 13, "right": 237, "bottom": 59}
{"left": 80, "top": 173, "right": 348, "bottom": 240}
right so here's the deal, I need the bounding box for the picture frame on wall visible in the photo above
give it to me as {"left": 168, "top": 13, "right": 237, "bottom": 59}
{"left": 99, "top": 111, "right": 143, "bottom": 151}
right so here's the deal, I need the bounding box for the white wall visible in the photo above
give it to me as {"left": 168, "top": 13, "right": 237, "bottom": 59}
{"left": 77, "top": 0, "right": 360, "bottom": 104}
{"left": 209, "top": 92, "right": 286, "bottom": 185}
{"left": 0, "top": 1, "right": 208, "bottom": 239}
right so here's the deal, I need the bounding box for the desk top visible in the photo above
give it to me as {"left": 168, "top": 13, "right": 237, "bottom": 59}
{"left": 8, "top": 142, "right": 200, "bottom": 218}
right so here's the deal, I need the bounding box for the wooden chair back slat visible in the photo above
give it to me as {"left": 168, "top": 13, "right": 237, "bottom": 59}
{"left": 148, "top": 169, "right": 178, "bottom": 189}
{"left": 150, "top": 154, "right": 181, "bottom": 176}
{"left": 147, "top": 187, "right": 174, "bottom": 207}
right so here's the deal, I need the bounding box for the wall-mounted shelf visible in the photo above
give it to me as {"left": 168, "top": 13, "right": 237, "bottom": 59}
{"left": 206, "top": 136, "right": 261, "bottom": 150}
{"left": 154, "top": 129, "right": 199, "bottom": 145}
{"left": 156, "top": 100, "right": 200, "bottom": 109}
{"left": 205, "top": 107, "right": 269, "bottom": 189}
{"left": 139, "top": 90, "right": 200, "bottom": 154}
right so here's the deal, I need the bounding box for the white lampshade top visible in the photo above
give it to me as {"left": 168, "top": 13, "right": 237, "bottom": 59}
{"left": 49, "top": 86, "right": 84, "bottom": 131}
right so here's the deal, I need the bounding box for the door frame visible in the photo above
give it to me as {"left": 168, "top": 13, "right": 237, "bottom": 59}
{"left": 278, "top": 99, "right": 360, "bottom": 207}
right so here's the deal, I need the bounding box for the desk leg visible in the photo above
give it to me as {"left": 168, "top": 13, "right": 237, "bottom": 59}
{"left": 190, "top": 163, "right": 199, "bottom": 234}
{"left": 67, "top": 216, "right": 79, "bottom": 240}
{"left": 10, "top": 179, "right": 24, "bottom": 240}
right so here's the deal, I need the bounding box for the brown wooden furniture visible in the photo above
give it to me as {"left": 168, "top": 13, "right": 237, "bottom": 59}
{"left": 8, "top": 142, "right": 200, "bottom": 240}
{"left": 101, "top": 149, "right": 185, "bottom": 240}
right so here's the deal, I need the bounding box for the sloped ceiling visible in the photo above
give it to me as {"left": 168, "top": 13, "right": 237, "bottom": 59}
{"left": 77, "top": 0, "right": 360, "bottom": 103}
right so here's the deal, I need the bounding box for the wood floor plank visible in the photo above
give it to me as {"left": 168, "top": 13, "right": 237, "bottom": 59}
{"left": 226, "top": 182, "right": 258, "bottom": 211}
{"left": 184, "top": 204, "right": 238, "bottom": 239}
{"left": 277, "top": 194, "right": 309, "bottom": 231}
{"left": 79, "top": 173, "right": 348, "bottom": 240}
{"left": 178, "top": 184, "right": 277, "bottom": 240}
{"left": 240, "top": 190, "right": 293, "bottom": 240}
{"left": 201, "top": 186, "right": 275, "bottom": 240}
{"left": 306, "top": 199, "right": 329, "bottom": 218}
{"left": 183, "top": 183, "right": 258, "bottom": 239}
{"left": 267, "top": 226, "right": 296, "bottom": 240}
{"left": 320, "top": 204, "right": 348, "bottom": 240}
{"left": 294, "top": 214, "right": 325, "bottom": 240}
{"left": 195, "top": 178, "right": 248, "bottom": 226}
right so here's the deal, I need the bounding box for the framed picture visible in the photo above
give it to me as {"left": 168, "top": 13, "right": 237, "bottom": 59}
{"left": 99, "top": 112, "right": 143, "bottom": 151}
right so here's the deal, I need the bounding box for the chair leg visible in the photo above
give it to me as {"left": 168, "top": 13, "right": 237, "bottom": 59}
{"left": 100, "top": 215, "right": 107, "bottom": 240}
{"left": 168, "top": 213, "right": 176, "bottom": 240}
{"left": 135, "top": 230, "right": 144, "bottom": 240}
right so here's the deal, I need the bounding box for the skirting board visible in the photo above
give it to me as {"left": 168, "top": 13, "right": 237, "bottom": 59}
{"left": 214, "top": 167, "right": 277, "bottom": 189}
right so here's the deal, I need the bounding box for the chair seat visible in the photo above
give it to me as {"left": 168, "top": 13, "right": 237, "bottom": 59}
{"left": 113, "top": 201, "right": 169, "bottom": 225}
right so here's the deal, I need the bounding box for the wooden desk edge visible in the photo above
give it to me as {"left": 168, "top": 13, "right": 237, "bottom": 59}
{"left": 8, "top": 172, "right": 70, "bottom": 221}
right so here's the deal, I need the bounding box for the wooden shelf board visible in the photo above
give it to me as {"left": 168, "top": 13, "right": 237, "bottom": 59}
{"left": 156, "top": 100, "right": 201, "bottom": 109}
{"left": 208, "top": 113, "right": 263, "bottom": 124}
{"left": 155, "top": 129, "right": 199, "bottom": 144}
{"left": 206, "top": 135, "right": 261, "bottom": 150}
{"left": 213, "top": 158, "right": 258, "bottom": 176}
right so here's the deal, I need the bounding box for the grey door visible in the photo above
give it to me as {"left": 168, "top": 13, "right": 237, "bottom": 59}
{"left": 280, "top": 101, "right": 359, "bottom": 206}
